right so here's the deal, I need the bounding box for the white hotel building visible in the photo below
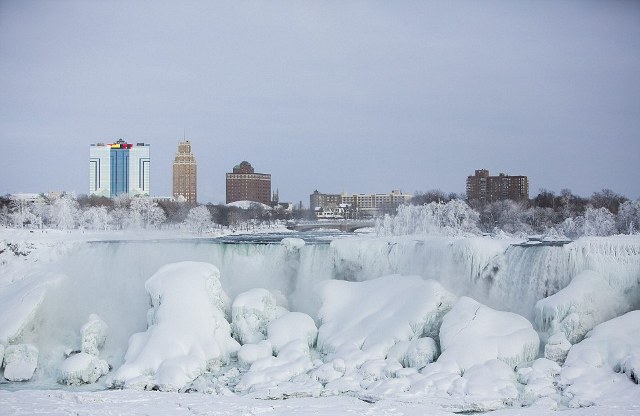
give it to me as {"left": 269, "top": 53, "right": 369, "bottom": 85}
{"left": 89, "top": 139, "right": 150, "bottom": 198}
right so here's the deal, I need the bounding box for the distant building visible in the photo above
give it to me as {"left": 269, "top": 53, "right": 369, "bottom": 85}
{"left": 89, "top": 139, "right": 150, "bottom": 198}
{"left": 172, "top": 140, "right": 197, "bottom": 204}
{"left": 466, "top": 169, "right": 529, "bottom": 203}
{"left": 310, "top": 189, "right": 411, "bottom": 218}
{"left": 226, "top": 161, "right": 271, "bottom": 205}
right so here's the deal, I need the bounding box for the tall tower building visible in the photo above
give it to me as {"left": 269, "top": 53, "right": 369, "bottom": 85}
{"left": 172, "top": 140, "right": 197, "bottom": 204}
{"left": 89, "top": 139, "right": 150, "bottom": 198}
{"left": 226, "top": 161, "right": 271, "bottom": 205}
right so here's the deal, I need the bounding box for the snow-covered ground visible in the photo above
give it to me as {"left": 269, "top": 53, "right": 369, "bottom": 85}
{"left": 1, "top": 228, "right": 639, "bottom": 415}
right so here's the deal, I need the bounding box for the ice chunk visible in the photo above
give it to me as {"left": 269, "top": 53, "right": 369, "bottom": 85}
{"left": 80, "top": 314, "right": 108, "bottom": 356}
{"left": 237, "top": 340, "right": 273, "bottom": 369}
{"left": 544, "top": 332, "right": 571, "bottom": 363}
{"left": 561, "top": 310, "right": 640, "bottom": 407}
{"left": 439, "top": 297, "right": 539, "bottom": 371}
{"left": 58, "top": 352, "right": 109, "bottom": 385}
{"left": 316, "top": 275, "right": 456, "bottom": 354}
{"left": 267, "top": 312, "right": 318, "bottom": 354}
{"left": 3, "top": 344, "right": 38, "bottom": 381}
{"left": 534, "top": 270, "right": 629, "bottom": 344}
{"left": 105, "top": 262, "right": 240, "bottom": 391}
{"left": 231, "top": 288, "right": 279, "bottom": 345}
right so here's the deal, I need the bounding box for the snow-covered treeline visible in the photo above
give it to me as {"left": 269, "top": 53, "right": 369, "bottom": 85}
{"left": 378, "top": 199, "right": 640, "bottom": 238}
{"left": 0, "top": 194, "right": 289, "bottom": 233}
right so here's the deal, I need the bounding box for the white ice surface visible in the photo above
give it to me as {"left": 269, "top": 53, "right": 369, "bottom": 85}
{"left": 3, "top": 344, "right": 38, "bottom": 382}
{"left": 57, "top": 352, "right": 109, "bottom": 385}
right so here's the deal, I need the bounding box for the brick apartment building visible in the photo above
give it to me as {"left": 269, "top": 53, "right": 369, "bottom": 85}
{"left": 466, "top": 169, "right": 529, "bottom": 203}
{"left": 226, "top": 161, "right": 271, "bottom": 205}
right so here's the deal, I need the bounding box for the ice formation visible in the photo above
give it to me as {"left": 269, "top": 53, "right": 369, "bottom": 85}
{"left": 58, "top": 352, "right": 109, "bottom": 385}
{"left": 438, "top": 296, "right": 539, "bottom": 371}
{"left": 267, "top": 312, "right": 318, "bottom": 354}
{"left": 231, "top": 288, "right": 283, "bottom": 345}
{"left": 1, "top": 230, "right": 639, "bottom": 413}
{"left": 534, "top": 270, "right": 629, "bottom": 343}
{"left": 3, "top": 344, "right": 39, "bottom": 381}
{"left": 316, "top": 275, "right": 456, "bottom": 355}
{"left": 81, "top": 314, "right": 108, "bottom": 356}
{"left": 560, "top": 310, "right": 640, "bottom": 407}
{"left": 105, "top": 262, "right": 240, "bottom": 391}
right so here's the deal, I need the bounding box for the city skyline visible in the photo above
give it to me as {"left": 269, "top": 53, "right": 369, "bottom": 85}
{"left": 1, "top": 2, "right": 639, "bottom": 204}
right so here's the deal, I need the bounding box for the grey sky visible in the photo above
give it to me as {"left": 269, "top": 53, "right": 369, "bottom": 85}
{"left": 1, "top": 1, "right": 639, "bottom": 204}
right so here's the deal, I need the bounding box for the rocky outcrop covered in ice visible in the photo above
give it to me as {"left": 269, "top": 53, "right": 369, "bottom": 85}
{"left": 438, "top": 296, "right": 539, "bottom": 371}
{"left": 534, "top": 270, "right": 628, "bottom": 343}
{"left": 317, "top": 275, "right": 456, "bottom": 355}
{"left": 80, "top": 314, "right": 108, "bottom": 356}
{"left": 231, "top": 288, "right": 285, "bottom": 345}
{"left": 267, "top": 312, "right": 318, "bottom": 354}
{"left": 105, "top": 262, "right": 240, "bottom": 391}
{"left": 560, "top": 310, "right": 640, "bottom": 407}
{"left": 58, "top": 352, "right": 109, "bottom": 385}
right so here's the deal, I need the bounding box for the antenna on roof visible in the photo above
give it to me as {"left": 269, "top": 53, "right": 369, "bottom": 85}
{"left": 183, "top": 128, "right": 186, "bottom": 141}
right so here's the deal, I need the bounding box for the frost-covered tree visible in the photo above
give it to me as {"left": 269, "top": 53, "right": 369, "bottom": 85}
{"left": 616, "top": 200, "right": 640, "bottom": 234}
{"left": 9, "top": 198, "right": 37, "bottom": 229}
{"left": 184, "top": 205, "right": 213, "bottom": 234}
{"left": 378, "top": 200, "right": 479, "bottom": 236}
{"left": 561, "top": 206, "right": 616, "bottom": 238}
{"left": 50, "top": 195, "right": 80, "bottom": 229}
{"left": 129, "top": 198, "right": 166, "bottom": 229}
{"left": 81, "top": 206, "right": 110, "bottom": 231}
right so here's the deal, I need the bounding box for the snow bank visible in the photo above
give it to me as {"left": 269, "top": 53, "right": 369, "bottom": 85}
{"left": 3, "top": 344, "right": 38, "bottom": 381}
{"left": 231, "top": 288, "right": 284, "bottom": 345}
{"left": 237, "top": 340, "right": 273, "bottom": 369}
{"left": 105, "top": 262, "right": 240, "bottom": 391}
{"left": 438, "top": 297, "right": 539, "bottom": 371}
{"left": 316, "top": 275, "right": 456, "bottom": 355}
{"left": 517, "top": 358, "right": 561, "bottom": 405}
{"left": 560, "top": 310, "right": 640, "bottom": 407}
{"left": 534, "top": 270, "right": 628, "bottom": 343}
{"left": 58, "top": 352, "right": 109, "bottom": 385}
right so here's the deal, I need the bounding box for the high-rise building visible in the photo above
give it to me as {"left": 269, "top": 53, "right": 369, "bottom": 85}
{"left": 226, "top": 161, "right": 271, "bottom": 205}
{"left": 172, "top": 140, "right": 197, "bottom": 204}
{"left": 466, "top": 169, "right": 529, "bottom": 203}
{"left": 89, "top": 139, "right": 150, "bottom": 198}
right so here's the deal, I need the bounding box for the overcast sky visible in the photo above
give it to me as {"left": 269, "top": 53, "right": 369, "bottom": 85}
{"left": 1, "top": 1, "right": 639, "bottom": 204}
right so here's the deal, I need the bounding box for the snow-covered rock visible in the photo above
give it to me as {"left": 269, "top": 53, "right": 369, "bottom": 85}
{"left": 267, "top": 312, "right": 317, "bottom": 354}
{"left": 58, "top": 352, "right": 109, "bottom": 385}
{"left": 237, "top": 340, "right": 273, "bottom": 369}
{"left": 438, "top": 297, "right": 539, "bottom": 372}
{"left": 105, "top": 262, "right": 240, "bottom": 391}
{"left": 231, "top": 288, "right": 282, "bottom": 345}
{"left": 544, "top": 332, "right": 571, "bottom": 363}
{"left": 560, "top": 310, "right": 640, "bottom": 407}
{"left": 534, "top": 270, "right": 628, "bottom": 344}
{"left": 316, "top": 275, "right": 456, "bottom": 355}
{"left": 3, "top": 344, "right": 38, "bottom": 381}
{"left": 403, "top": 337, "right": 438, "bottom": 369}
{"left": 80, "top": 314, "right": 108, "bottom": 356}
